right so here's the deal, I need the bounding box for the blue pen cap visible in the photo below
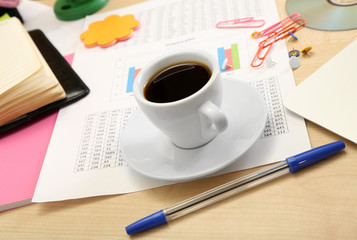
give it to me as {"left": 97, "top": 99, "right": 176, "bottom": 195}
{"left": 286, "top": 140, "right": 345, "bottom": 173}
{"left": 126, "top": 210, "right": 168, "bottom": 235}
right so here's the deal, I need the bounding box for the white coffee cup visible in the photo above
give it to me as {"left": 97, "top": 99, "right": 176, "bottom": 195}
{"left": 133, "top": 49, "right": 228, "bottom": 149}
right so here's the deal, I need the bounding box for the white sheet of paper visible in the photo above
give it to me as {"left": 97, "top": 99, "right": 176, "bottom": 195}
{"left": 284, "top": 39, "right": 357, "bottom": 143}
{"left": 33, "top": 0, "right": 310, "bottom": 202}
{"left": 18, "top": 0, "right": 84, "bottom": 56}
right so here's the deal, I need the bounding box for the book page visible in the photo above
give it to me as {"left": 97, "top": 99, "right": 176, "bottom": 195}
{"left": 0, "top": 18, "right": 41, "bottom": 96}
{"left": 33, "top": 0, "right": 310, "bottom": 202}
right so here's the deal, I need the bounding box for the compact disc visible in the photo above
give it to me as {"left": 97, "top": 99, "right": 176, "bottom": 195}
{"left": 286, "top": 0, "right": 357, "bottom": 31}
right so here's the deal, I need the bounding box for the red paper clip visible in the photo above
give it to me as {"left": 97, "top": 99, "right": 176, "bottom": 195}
{"left": 251, "top": 18, "right": 306, "bottom": 68}
{"left": 216, "top": 17, "right": 265, "bottom": 29}
{"left": 251, "top": 13, "right": 300, "bottom": 39}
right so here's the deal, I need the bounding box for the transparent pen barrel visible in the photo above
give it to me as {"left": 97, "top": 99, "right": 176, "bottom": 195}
{"left": 164, "top": 161, "right": 290, "bottom": 221}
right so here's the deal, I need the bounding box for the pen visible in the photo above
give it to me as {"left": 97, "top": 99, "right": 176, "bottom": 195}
{"left": 125, "top": 140, "right": 345, "bottom": 235}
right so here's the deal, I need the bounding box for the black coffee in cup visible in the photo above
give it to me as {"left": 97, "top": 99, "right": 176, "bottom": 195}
{"left": 144, "top": 62, "right": 211, "bottom": 103}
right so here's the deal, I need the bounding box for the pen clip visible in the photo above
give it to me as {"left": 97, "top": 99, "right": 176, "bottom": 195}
{"left": 286, "top": 140, "right": 345, "bottom": 173}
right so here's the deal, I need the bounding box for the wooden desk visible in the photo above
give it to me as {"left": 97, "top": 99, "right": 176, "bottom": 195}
{"left": 2, "top": 0, "right": 357, "bottom": 239}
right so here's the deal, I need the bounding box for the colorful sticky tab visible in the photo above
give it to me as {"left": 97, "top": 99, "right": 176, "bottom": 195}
{"left": 0, "top": 13, "right": 10, "bottom": 22}
{"left": 80, "top": 14, "right": 140, "bottom": 48}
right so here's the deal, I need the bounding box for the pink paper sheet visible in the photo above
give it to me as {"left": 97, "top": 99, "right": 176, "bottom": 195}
{"left": 0, "top": 53, "right": 74, "bottom": 211}
{"left": 64, "top": 53, "right": 74, "bottom": 65}
{"left": 0, "top": 113, "right": 58, "bottom": 209}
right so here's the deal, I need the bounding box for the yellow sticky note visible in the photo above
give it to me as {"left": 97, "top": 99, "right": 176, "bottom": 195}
{"left": 80, "top": 14, "right": 140, "bottom": 48}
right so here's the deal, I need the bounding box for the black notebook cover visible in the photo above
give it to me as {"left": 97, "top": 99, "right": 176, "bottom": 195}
{"left": 0, "top": 29, "right": 90, "bottom": 134}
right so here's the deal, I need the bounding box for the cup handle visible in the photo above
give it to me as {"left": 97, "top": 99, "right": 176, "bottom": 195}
{"left": 199, "top": 101, "right": 228, "bottom": 140}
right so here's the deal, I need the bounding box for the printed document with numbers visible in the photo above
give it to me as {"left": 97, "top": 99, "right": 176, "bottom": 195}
{"left": 33, "top": 0, "right": 310, "bottom": 202}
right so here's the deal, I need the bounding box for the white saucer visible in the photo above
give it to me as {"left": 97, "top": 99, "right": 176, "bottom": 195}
{"left": 121, "top": 78, "right": 267, "bottom": 181}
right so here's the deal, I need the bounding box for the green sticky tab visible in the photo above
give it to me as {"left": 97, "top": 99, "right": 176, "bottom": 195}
{"left": 0, "top": 13, "right": 11, "bottom": 22}
{"left": 231, "top": 43, "right": 240, "bottom": 70}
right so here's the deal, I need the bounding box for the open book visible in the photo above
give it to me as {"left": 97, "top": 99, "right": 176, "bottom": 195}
{"left": 0, "top": 17, "right": 66, "bottom": 126}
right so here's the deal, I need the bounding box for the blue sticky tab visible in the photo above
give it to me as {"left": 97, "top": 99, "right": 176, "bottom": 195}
{"left": 125, "top": 210, "right": 167, "bottom": 235}
{"left": 217, "top": 47, "right": 226, "bottom": 72}
{"left": 286, "top": 140, "right": 345, "bottom": 173}
{"left": 126, "top": 67, "right": 135, "bottom": 93}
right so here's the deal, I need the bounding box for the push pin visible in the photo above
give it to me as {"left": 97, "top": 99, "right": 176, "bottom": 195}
{"left": 301, "top": 46, "right": 312, "bottom": 55}
{"left": 251, "top": 31, "right": 262, "bottom": 39}
{"left": 265, "top": 54, "right": 276, "bottom": 68}
{"left": 289, "top": 56, "right": 300, "bottom": 69}
{"left": 221, "top": 58, "right": 232, "bottom": 71}
{"left": 288, "top": 31, "right": 298, "bottom": 41}
{"left": 288, "top": 49, "right": 300, "bottom": 58}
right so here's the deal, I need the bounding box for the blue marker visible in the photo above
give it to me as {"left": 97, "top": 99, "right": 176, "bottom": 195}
{"left": 126, "top": 141, "right": 345, "bottom": 235}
